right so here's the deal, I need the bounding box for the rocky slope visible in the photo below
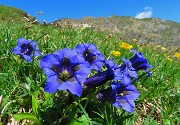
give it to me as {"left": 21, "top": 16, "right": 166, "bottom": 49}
{"left": 0, "top": 4, "right": 179, "bottom": 47}
{"left": 51, "top": 16, "right": 180, "bottom": 47}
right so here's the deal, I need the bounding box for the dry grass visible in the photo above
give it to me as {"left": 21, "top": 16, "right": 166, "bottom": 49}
{"left": 135, "top": 98, "right": 162, "bottom": 125}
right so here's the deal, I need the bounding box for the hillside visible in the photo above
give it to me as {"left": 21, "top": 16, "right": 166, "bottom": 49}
{"left": 0, "top": 5, "right": 179, "bottom": 47}
{"left": 0, "top": 4, "right": 31, "bottom": 23}
{"left": 0, "top": 5, "right": 180, "bottom": 125}
{"left": 51, "top": 16, "right": 180, "bottom": 47}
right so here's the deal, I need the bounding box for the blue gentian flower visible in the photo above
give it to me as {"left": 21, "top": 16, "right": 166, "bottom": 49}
{"left": 76, "top": 43, "right": 104, "bottom": 71}
{"left": 12, "top": 38, "right": 41, "bottom": 62}
{"left": 129, "top": 49, "right": 153, "bottom": 76}
{"left": 120, "top": 58, "right": 138, "bottom": 79}
{"left": 119, "top": 58, "right": 138, "bottom": 85}
{"left": 105, "top": 59, "right": 123, "bottom": 81}
{"left": 97, "top": 82, "right": 140, "bottom": 113}
{"left": 83, "top": 59, "right": 123, "bottom": 89}
{"left": 83, "top": 69, "right": 113, "bottom": 89}
{"left": 40, "top": 48, "right": 91, "bottom": 97}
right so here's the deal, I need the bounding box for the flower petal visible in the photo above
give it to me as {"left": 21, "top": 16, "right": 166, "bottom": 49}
{"left": 87, "top": 43, "right": 97, "bottom": 52}
{"left": 83, "top": 70, "right": 113, "bottom": 89}
{"left": 12, "top": 46, "right": 21, "bottom": 55}
{"left": 124, "top": 85, "right": 140, "bottom": 100}
{"left": 116, "top": 97, "right": 134, "bottom": 113}
{"left": 75, "top": 62, "right": 91, "bottom": 83}
{"left": 57, "top": 82, "right": 69, "bottom": 91}
{"left": 66, "top": 81, "right": 82, "bottom": 97}
{"left": 62, "top": 48, "right": 78, "bottom": 60}
{"left": 76, "top": 43, "right": 104, "bottom": 71}
{"left": 17, "top": 38, "right": 27, "bottom": 46}
{"left": 43, "top": 68, "right": 57, "bottom": 77}
{"left": 76, "top": 44, "right": 86, "bottom": 54}
{"left": 91, "top": 61, "right": 103, "bottom": 71}
{"left": 40, "top": 54, "right": 59, "bottom": 69}
{"left": 44, "top": 75, "right": 59, "bottom": 93}
{"left": 34, "top": 51, "right": 41, "bottom": 57}
{"left": 121, "top": 75, "right": 132, "bottom": 85}
{"left": 22, "top": 55, "right": 32, "bottom": 62}
{"left": 70, "top": 54, "right": 85, "bottom": 65}
{"left": 130, "top": 49, "right": 152, "bottom": 76}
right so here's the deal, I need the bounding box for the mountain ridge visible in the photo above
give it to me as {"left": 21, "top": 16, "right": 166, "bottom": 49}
{"left": 51, "top": 16, "right": 180, "bottom": 47}
{"left": 0, "top": 5, "right": 179, "bottom": 47}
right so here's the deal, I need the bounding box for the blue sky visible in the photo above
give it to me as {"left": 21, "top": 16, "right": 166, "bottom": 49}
{"left": 1, "top": 0, "right": 180, "bottom": 23}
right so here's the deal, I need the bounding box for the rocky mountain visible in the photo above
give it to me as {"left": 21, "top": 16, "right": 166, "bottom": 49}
{"left": 51, "top": 16, "right": 180, "bottom": 47}
{"left": 0, "top": 4, "right": 179, "bottom": 47}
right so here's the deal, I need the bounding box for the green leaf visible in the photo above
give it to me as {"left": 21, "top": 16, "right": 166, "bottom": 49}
{"left": 114, "top": 114, "right": 133, "bottom": 124}
{"left": 13, "top": 113, "right": 42, "bottom": 125}
{"left": 32, "top": 91, "right": 39, "bottom": 117}
{"left": 78, "top": 115, "right": 89, "bottom": 123}
{"left": 43, "top": 91, "right": 52, "bottom": 105}
{"left": 163, "top": 119, "right": 171, "bottom": 125}
{"left": 71, "top": 121, "right": 85, "bottom": 125}
{"left": 71, "top": 115, "right": 90, "bottom": 125}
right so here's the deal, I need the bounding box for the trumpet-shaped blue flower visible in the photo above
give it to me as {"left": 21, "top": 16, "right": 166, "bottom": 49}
{"left": 76, "top": 43, "right": 104, "bottom": 71}
{"left": 104, "top": 59, "right": 123, "bottom": 81}
{"left": 83, "top": 59, "right": 123, "bottom": 89}
{"left": 119, "top": 58, "right": 138, "bottom": 85}
{"left": 97, "top": 82, "right": 140, "bottom": 113}
{"left": 83, "top": 69, "right": 113, "bottom": 89}
{"left": 120, "top": 58, "right": 138, "bottom": 79}
{"left": 129, "top": 49, "right": 153, "bottom": 76}
{"left": 40, "top": 48, "right": 91, "bottom": 97}
{"left": 12, "top": 38, "right": 41, "bottom": 62}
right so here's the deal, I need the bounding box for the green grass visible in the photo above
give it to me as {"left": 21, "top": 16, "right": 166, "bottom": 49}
{"left": 0, "top": 4, "right": 31, "bottom": 23}
{"left": 0, "top": 21, "right": 179, "bottom": 125}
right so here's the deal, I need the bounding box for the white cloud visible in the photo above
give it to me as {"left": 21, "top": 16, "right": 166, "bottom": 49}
{"left": 135, "top": 7, "right": 153, "bottom": 19}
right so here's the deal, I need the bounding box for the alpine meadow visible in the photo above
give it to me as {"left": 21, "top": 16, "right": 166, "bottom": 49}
{"left": 0, "top": 5, "right": 180, "bottom": 125}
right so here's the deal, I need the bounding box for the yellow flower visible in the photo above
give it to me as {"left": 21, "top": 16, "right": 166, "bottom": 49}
{"left": 167, "top": 57, "right": 173, "bottom": 62}
{"left": 120, "top": 42, "right": 133, "bottom": 50}
{"left": 161, "top": 47, "right": 167, "bottom": 51}
{"left": 174, "top": 52, "right": 180, "bottom": 58}
{"left": 111, "top": 51, "right": 121, "bottom": 57}
{"left": 133, "top": 38, "right": 138, "bottom": 42}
